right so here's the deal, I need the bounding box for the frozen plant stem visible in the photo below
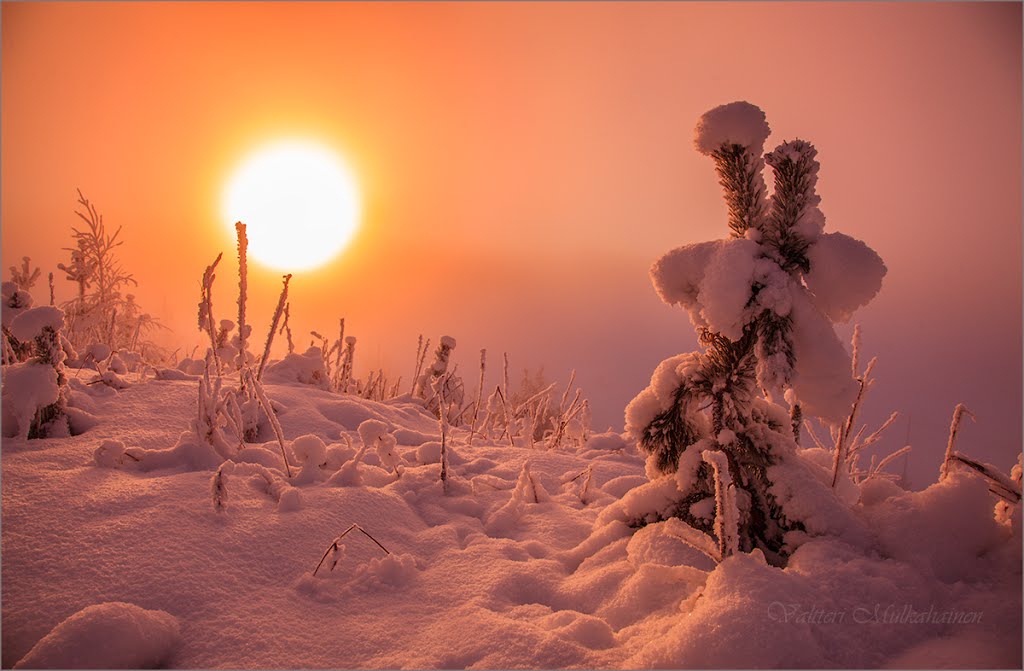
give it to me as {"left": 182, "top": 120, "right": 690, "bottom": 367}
{"left": 831, "top": 358, "right": 876, "bottom": 488}
{"left": 410, "top": 334, "right": 424, "bottom": 395}
{"left": 235, "top": 222, "right": 249, "bottom": 385}
{"left": 199, "top": 253, "right": 223, "bottom": 376}
{"left": 256, "top": 273, "right": 291, "bottom": 382}
{"left": 467, "top": 349, "right": 486, "bottom": 447}
{"left": 702, "top": 449, "right": 739, "bottom": 560}
{"left": 246, "top": 370, "right": 292, "bottom": 478}
{"left": 312, "top": 523, "right": 391, "bottom": 576}
{"left": 940, "top": 403, "right": 975, "bottom": 481}
{"left": 439, "top": 373, "right": 450, "bottom": 493}
{"left": 333, "top": 318, "right": 345, "bottom": 388}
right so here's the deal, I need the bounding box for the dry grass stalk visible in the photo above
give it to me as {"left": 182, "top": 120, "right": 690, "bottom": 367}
{"left": 831, "top": 357, "right": 877, "bottom": 488}
{"left": 256, "top": 274, "right": 292, "bottom": 381}
{"left": 549, "top": 389, "right": 583, "bottom": 450}
{"left": 279, "top": 302, "right": 295, "bottom": 354}
{"left": 312, "top": 523, "right": 392, "bottom": 576}
{"left": 235, "top": 222, "right": 249, "bottom": 383}
{"left": 246, "top": 369, "right": 292, "bottom": 477}
{"left": 946, "top": 452, "right": 1021, "bottom": 503}
{"left": 495, "top": 386, "right": 516, "bottom": 448}
{"left": 940, "top": 403, "right": 975, "bottom": 481}
{"left": 470, "top": 351, "right": 488, "bottom": 437}
{"left": 334, "top": 318, "right": 346, "bottom": 384}
{"left": 439, "top": 372, "right": 451, "bottom": 492}
{"left": 411, "top": 336, "right": 430, "bottom": 396}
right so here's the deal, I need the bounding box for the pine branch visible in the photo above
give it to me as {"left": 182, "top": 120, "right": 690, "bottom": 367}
{"left": 710, "top": 144, "right": 768, "bottom": 238}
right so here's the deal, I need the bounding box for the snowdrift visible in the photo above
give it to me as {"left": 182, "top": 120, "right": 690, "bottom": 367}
{"left": 2, "top": 377, "right": 1020, "bottom": 669}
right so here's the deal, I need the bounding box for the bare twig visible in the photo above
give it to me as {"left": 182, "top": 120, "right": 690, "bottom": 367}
{"left": 312, "top": 523, "right": 391, "bottom": 576}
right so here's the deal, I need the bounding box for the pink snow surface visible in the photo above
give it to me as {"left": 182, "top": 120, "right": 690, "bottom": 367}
{"left": 2, "top": 376, "right": 1020, "bottom": 669}
{"left": 12, "top": 602, "right": 180, "bottom": 669}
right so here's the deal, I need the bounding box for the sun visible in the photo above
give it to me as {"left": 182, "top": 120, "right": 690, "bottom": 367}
{"left": 222, "top": 140, "right": 361, "bottom": 272}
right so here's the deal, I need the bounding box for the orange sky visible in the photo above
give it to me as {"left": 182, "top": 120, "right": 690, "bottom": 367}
{"left": 2, "top": 2, "right": 1020, "bottom": 486}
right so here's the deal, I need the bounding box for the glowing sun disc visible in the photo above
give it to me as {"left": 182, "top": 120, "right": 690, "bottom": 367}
{"left": 222, "top": 141, "right": 361, "bottom": 271}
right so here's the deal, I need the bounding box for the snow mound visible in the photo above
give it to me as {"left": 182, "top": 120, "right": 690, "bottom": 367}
{"left": 263, "top": 347, "right": 330, "bottom": 389}
{"left": 85, "top": 343, "right": 112, "bottom": 363}
{"left": 13, "top": 602, "right": 180, "bottom": 669}
{"left": 805, "top": 232, "right": 887, "bottom": 322}
{"left": 290, "top": 433, "right": 327, "bottom": 465}
{"left": 1, "top": 362, "right": 59, "bottom": 439}
{"left": 581, "top": 431, "right": 627, "bottom": 454}
{"left": 694, "top": 101, "right": 771, "bottom": 154}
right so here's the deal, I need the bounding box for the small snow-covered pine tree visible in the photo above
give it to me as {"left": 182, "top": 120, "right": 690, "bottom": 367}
{"left": 626, "top": 101, "right": 886, "bottom": 561}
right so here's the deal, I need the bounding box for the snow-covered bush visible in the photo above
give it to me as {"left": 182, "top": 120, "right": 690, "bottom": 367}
{"left": 416, "top": 336, "right": 464, "bottom": 417}
{"left": 626, "top": 101, "right": 886, "bottom": 562}
{"left": 2, "top": 280, "right": 35, "bottom": 364}
{"left": 2, "top": 306, "right": 71, "bottom": 438}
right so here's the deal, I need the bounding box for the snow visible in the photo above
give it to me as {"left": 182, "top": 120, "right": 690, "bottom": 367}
{"left": 806, "top": 231, "right": 888, "bottom": 322}
{"left": 1, "top": 362, "right": 59, "bottom": 439}
{"left": 788, "top": 288, "right": 859, "bottom": 422}
{"left": 9, "top": 306, "right": 64, "bottom": 342}
{"left": 693, "top": 101, "right": 771, "bottom": 154}
{"left": 2, "top": 281, "right": 34, "bottom": 328}
{"left": 2, "top": 375, "right": 1019, "bottom": 669}
{"left": 649, "top": 239, "right": 720, "bottom": 319}
{"left": 12, "top": 602, "right": 180, "bottom": 670}
{"left": 696, "top": 238, "right": 759, "bottom": 340}
{"left": 85, "top": 342, "right": 112, "bottom": 362}
{"left": 263, "top": 346, "right": 330, "bottom": 389}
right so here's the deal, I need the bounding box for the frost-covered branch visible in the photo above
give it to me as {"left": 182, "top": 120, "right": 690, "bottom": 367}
{"left": 256, "top": 273, "right": 291, "bottom": 381}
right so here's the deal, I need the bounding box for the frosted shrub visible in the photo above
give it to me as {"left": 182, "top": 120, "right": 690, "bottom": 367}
{"left": 2, "top": 306, "right": 70, "bottom": 438}
{"left": 57, "top": 190, "right": 161, "bottom": 354}
{"left": 626, "top": 101, "right": 886, "bottom": 561}
{"left": 417, "top": 336, "right": 464, "bottom": 417}
{"left": 2, "top": 280, "right": 34, "bottom": 364}
{"left": 9, "top": 256, "right": 42, "bottom": 292}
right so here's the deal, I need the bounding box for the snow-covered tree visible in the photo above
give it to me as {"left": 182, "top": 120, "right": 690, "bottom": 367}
{"left": 626, "top": 101, "right": 886, "bottom": 561}
{"left": 2, "top": 306, "right": 70, "bottom": 438}
{"left": 57, "top": 190, "right": 162, "bottom": 354}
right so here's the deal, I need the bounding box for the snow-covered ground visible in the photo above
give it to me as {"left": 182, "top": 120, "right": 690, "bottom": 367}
{"left": 3, "top": 373, "right": 1020, "bottom": 669}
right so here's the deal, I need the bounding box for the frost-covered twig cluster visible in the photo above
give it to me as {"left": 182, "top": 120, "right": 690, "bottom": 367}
{"left": 801, "top": 326, "right": 907, "bottom": 487}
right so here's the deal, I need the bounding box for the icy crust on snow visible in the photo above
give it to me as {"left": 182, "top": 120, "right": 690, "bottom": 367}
{"left": 694, "top": 101, "right": 771, "bottom": 154}
{"left": 13, "top": 602, "right": 180, "bottom": 669}
{"left": 805, "top": 231, "right": 887, "bottom": 322}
